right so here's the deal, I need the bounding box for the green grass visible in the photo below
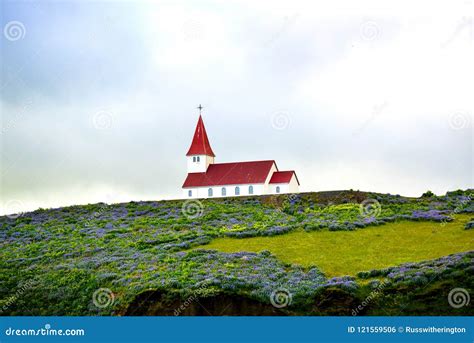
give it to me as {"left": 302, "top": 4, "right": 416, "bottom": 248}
{"left": 202, "top": 214, "right": 474, "bottom": 277}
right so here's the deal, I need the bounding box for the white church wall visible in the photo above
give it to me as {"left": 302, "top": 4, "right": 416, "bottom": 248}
{"left": 288, "top": 174, "right": 299, "bottom": 193}
{"left": 262, "top": 163, "right": 278, "bottom": 194}
{"left": 183, "top": 174, "right": 299, "bottom": 199}
{"left": 268, "top": 174, "right": 299, "bottom": 194}
{"left": 269, "top": 183, "right": 289, "bottom": 194}
{"left": 183, "top": 183, "right": 266, "bottom": 199}
{"left": 183, "top": 188, "right": 194, "bottom": 198}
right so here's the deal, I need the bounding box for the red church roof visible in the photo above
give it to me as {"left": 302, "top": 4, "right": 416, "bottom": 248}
{"left": 182, "top": 160, "right": 277, "bottom": 188}
{"left": 269, "top": 171, "right": 300, "bottom": 185}
{"left": 186, "top": 115, "right": 215, "bottom": 157}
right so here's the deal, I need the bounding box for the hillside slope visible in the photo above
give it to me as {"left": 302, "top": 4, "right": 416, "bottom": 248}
{"left": 1, "top": 190, "right": 473, "bottom": 315}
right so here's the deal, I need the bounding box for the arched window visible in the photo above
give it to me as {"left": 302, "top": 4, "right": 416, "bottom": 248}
{"left": 197, "top": 156, "right": 200, "bottom": 162}
{"left": 276, "top": 186, "right": 280, "bottom": 193}
{"left": 188, "top": 190, "right": 192, "bottom": 197}
{"left": 208, "top": 188, "right": 213, "bottom": 197}
{"left": 193, "top": 156, "right": 196, "bottom": 162}
{"left": 235, "top": 186, "right": 240, "bottom": 195}
{"left": 248, "top": 185, "right": 254, "bottom": 194}
{"left": 221, "top": 187, "right": 226, "bottom": 196}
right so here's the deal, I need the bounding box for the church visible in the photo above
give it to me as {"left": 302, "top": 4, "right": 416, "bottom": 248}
{"left": 182, "top": 110, "right": 299, "bottom": 199}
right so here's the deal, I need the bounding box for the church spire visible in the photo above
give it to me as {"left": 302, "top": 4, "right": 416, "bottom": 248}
{"left": 186, "top": 113, "right": 216, "bottom": 157}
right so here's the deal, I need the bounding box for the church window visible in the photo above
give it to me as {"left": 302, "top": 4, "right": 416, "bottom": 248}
{"left": 208, "top": 188, "right": 213, "bottom": 197}
{"left": 235, "top": 186, "right": 240, "bottom": 195}
{"left": 248, "top": 185, "right": 254, "bottom": 194}
{"left": 221, "top": 187, "right": 226, "bottom": 196}
{"left": 188, "top": 190, "right": 192, "bottom": 197}
{"left": 193, "top": 156, "right": 196, "bottom": 162}
{"left": 197, "top": 156, "right": 200, "bottom": 162}
{"left": 276, "top": 186, "right": 280, "bottom": 193}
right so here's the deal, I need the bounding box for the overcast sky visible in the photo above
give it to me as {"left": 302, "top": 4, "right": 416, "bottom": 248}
{"left": 1, "top": 0, "right": 473, "bottom": 215}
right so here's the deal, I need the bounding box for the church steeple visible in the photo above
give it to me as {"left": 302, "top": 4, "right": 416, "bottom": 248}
{"left": 186, "top": 110, "right": 215, "bottom": 173}
{"left": 186, "top": 114, "right": 215, "bottom": 157}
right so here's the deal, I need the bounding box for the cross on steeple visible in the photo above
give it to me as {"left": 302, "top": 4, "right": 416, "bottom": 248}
{"left": 197, "top": 104, "right": 203, "bottom": 115}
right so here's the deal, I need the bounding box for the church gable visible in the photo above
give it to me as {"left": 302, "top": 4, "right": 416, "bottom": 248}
{"left": 269, "top": 171, "right": 300, "bottom": 185}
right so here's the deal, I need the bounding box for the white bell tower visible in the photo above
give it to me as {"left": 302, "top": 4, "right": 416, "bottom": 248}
{"left": 187, "top": 155, "right": 215, "bottom": 173}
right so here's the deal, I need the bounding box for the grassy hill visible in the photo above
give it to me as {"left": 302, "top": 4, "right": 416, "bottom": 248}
{"left": 1, "top": 189, "right": 473, "bottom": 316}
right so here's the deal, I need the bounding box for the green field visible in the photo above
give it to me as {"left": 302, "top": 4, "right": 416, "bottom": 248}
{"left": 202, "top": 214, "right": 474, "bottom": 277}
